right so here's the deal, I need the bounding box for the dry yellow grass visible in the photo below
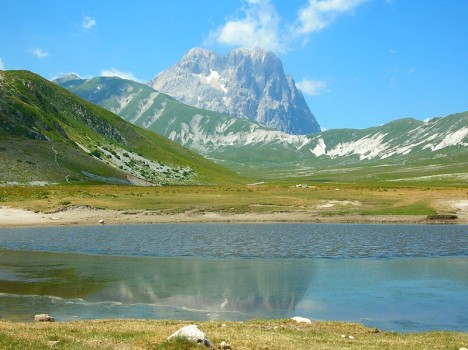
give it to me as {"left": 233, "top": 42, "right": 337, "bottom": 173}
{"left": 0, "top": 184, "right": 466, "bottom": 218}
{"left": 0, "top": 319, "right": 467, "bottom": 350}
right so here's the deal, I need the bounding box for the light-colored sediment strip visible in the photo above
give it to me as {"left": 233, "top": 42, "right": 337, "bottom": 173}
{"left": 1, "top": 205, "right": 466, "bottom": 228}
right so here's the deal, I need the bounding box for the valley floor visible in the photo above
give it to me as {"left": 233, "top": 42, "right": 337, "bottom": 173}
{"left": 0, "top": 185, "right": 467, "bottom": 227}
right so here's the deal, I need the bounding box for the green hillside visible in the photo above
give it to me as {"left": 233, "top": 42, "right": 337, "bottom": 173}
{"left": 0, "top": 70, "right": 245, "bottom": 186}
{"left": 56, "top": 75, "right": 467, "bottom": 184}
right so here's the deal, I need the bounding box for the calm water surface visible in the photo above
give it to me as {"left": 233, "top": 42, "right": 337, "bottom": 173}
{"left": 0, "top": 224, "right": 467, "bottom": 332}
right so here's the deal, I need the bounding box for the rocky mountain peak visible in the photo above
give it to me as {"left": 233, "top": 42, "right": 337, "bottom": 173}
{"left": 148, "top": 48, "right": 321, "bottom": 135}
{"left": 184, "top": 47, "right": 217, "bottom": 59}
{"left": 53, "top": 73, "right": 82, "bottom": 84}
{"left": 229, "top": 47, "right": 271, "bottom": 61}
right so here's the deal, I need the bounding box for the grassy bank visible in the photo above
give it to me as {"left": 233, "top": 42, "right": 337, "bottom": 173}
{"left": 0, "top": 184, "right": 465, "bottom": 218}
{"left": 0, "top": 319, "right": 467, "bottom": 350}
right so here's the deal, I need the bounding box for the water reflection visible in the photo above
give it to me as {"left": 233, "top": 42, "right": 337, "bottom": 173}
{"left": 1, "top": 249, "right": 467, "bottom": 331}
{"left": 0, "top": 223, "right": 467, "bottom": 332}
{"left": 0, "top": 250, "right": 315, "bottom": 321}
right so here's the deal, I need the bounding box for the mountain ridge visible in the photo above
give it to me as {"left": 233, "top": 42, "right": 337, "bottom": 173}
{"left": 148, "top": 47, "right": 321, "bottom": 135}
{"left": 55, "top": 74, "right": 468, "bottom": 182}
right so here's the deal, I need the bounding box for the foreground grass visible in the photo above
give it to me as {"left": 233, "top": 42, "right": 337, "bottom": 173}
{"left": 0, "top": 183, "right": 465, "bottom": 218}
{"left": 0, "top": 319, "right": 467, "bottom": 350}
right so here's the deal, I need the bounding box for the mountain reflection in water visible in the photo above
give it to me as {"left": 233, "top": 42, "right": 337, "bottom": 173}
{"left": 0, "top": 223, "right": 467, "bottom": 331}
{"left": 0, "top": 250, "right": 315, "bottom": 321}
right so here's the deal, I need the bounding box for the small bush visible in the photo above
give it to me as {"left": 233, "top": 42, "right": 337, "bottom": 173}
{"left": 89, "top": 149, "right": 102, "bottom": 159}
{"left": 427, "top": 214, "right": 458, "bottom": 220}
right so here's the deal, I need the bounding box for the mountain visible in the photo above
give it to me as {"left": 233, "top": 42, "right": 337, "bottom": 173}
{"left": 148, "top": 47, "right": 321, "bottom": 135}
{"left": 55, "top": 75, "right": 468, "bottom": 183}
{"left": 54, "top": 75, "right": 283, "bottom": 153}
{"left": 160, "top": 110, "right": 468, "bottom": 181}
{"left": 0, "top": 70, "right": 244, "bottom": 186}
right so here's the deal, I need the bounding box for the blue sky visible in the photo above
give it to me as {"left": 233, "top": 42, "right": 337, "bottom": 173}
{"left": 1, "top": 0, "right": 467, "bottom": 130}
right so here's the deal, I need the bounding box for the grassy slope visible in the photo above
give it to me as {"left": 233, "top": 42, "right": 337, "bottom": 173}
{"left": 0, "top": 319, "right": 466, "bottom": 350}
{"left": 0, "top": 70, "right": 244, "bottom": 185}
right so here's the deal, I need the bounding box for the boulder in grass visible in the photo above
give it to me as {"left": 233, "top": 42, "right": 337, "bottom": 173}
{"left": 34, "top": 314, "right": 55, "bottom": 322}
{"left": 291, "top": 316, "right": 312, "bottom": 324}
{"left": 220, "top": 341, "right": 232, "bottom": 349}
{"left": 167, "top": 325, "right": 212, "bottom": 347}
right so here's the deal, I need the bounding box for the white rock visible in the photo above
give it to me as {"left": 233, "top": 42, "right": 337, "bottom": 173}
{"left": 220, "top": 341, "right": 232, "bottom": 349}
{"left": 291, "top": 316, "right": 312, "bottom": 324}
{"left": 167, "top": 325, "right": 212, "bottom": 347}
{"left": 34, "top": 314, "right": 55, "bottom": 322}
{"left": 341, "top": 334, "right": 355, "bottom": 340}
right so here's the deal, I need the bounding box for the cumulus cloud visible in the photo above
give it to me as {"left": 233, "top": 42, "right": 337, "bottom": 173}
{"left": 101, "top": 67, "right": 139, "bottom": 82}
{"left": 208, "top": 0, "right": 368, "bottom": 52}
{"left": 294, "top": 0, "right": 368, "bottom": 35}
{"left": 31, "top": 48, "right": 49, "bottom": 58}
{"left": 296, "top": 78, "right": 328, "bottom": 96}
{"left": 82, "top": 16, "right": 96, "bottom": 30}
{"left": 0, "top": 57, "right": 4, "bottom": 70}
{"left": 208, "top": 0, "right": 284, "bottom": 52}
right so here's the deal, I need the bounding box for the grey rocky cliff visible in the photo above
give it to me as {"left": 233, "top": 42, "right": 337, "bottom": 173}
{"left": 148, "top": 47, "right": 321, "bottom": 135}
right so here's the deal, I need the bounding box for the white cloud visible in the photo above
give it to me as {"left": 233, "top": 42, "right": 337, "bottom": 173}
{"left": 101, "top": 67, "right": 139, "bottom": 82}
{"left": 82, "top": 16, "right": 96, "bottom": 30}
{"left": 0, "top": 57, "right": 4, "bottom": 70}
{"left": 209, "top": 0, "right": 284, "bottom": 52}
{"left": 294, "top": 0, "right": 368, "bottom": 35}
{"left": 208, "top": 0, "right": 368, "bottom": 53}
{"left": 296, "top": 78, "right": 328, "bottom": 96}
{"left": 31, "top": 48, "right": 49, "bottom": 58}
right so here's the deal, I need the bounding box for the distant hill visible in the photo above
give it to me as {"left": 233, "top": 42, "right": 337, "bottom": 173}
{"left": 0, "top": 70, "right": 245, "bottom": 186}
{"left": 56, "top": 75, "right": 468, "bottom": 184}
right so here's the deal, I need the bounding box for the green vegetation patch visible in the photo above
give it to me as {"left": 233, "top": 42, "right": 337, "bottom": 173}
{"left": 0, "top": 319, "right": 467, "bottom": 350}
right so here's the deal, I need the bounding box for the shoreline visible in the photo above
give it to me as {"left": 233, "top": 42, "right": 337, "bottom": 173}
{"left": 1, "top": 206, "right": 466, "bottom": 228}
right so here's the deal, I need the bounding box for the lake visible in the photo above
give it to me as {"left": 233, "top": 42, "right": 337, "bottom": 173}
{"left": 0, "top": 223, "right": 467, "bottom": 332}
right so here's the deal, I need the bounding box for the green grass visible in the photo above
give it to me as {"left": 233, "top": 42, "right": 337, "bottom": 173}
{"left": 361, "top": 201, "right": 437, "bottom": 216}
{"left": 0, "top": 319, "right": 466, "bottom": 350}
{"left": 0, "top": 70, "right": 245, "bottom": 186}
{"left": 0, "top": 184, "right": 465, "bottom": 220}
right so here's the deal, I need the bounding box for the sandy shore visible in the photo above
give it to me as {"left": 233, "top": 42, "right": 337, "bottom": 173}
{"left": 1, "top": 205, "right": 466, "bottom": 227}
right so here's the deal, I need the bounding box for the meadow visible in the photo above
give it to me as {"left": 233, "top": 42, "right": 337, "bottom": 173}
{"left": 1, "top": 319, "right": 467, "bottom": 350}
{"left": 0, "top": 183, "right": 465, "bottom": 220}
